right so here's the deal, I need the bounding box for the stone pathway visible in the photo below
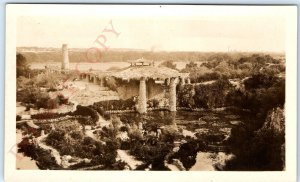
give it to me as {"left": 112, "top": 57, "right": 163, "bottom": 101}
{"left": 116, "top": 150, "right": 143, "bottom": 170}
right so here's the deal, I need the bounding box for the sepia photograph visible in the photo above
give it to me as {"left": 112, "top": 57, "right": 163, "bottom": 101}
{"left": 5, "top": 4, "right": 297, "bottom": 182}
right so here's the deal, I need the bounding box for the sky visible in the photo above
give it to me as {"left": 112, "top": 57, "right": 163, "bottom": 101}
{"left": 16, "top": 5, "right": 288, "bottom": 52}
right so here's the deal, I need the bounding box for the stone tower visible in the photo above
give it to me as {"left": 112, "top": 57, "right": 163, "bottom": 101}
{"left": 61, "top": 44, "right": 69, "bottom": 70}
{"left": 138, "top": 77, "right": 147, "bottom": 114}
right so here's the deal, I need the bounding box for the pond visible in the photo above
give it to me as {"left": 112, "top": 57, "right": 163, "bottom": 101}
{"left": 17, "top": 109, "right": 254, "bottom": 170}
{"left": 112, "top": 109, "right": 251, "bottom": 171}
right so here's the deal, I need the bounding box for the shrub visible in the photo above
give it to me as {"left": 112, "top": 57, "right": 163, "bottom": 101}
{"left": 57, "top": 94, "right": 69, "bottom": 105}
{"left": 18, "top": 137, "right": 61, "bottom": 170}
{"left": 147, "top": 99, "right": 160, "bottom": 108}
{"left": 17, "top": 53, "right": 30, "bottom": 78}
{"left": 31, "top": 112, "right": 68, "bottom": 119}
{"left": 159, "top": 60, "right": 177, "bottom": 70}
{"left": 171, "top": 140, "right": 204, "bottom": 170}
{"left": 177, "top": 84, "right": 195, "bottom": 108}
{"left": 70, "top": 131, "right": 84, "bottom": 140}
{"left": 45, "top": 130, "right": 66, "bottom": 148}
{"left": 93, "top": 97, "right": 136, "bottom": 111}
{"left": 106, "top": 77, "right": 118, "bottom": 91}
{"left": 73, "top": 105, "right": 99, "bottom": 124}
{"left": 16, "top": 115, "right": 21, "bottom": 121}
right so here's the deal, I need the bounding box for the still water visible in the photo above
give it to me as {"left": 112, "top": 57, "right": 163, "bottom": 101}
{"left": 113, "top": 110, "right": 247, "bottom": 171}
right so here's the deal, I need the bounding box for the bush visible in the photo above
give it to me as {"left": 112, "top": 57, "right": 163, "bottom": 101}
{"left": 16, "top": 115, "right": 21, "bottom": 121}
{"left": 225, "top": 127, "right": 284, "bottom": 171}
{"left": 171, "top": 139, "right": 205, "bottom": 170}
{"left": 70, "top": 131, "right": 84, "bottom": 140}
{"left": 17, "top": 87, "right": 64, "bottom": 110}
{"left": 226, "top": 73, "right": 285, "bottom": 118}
{"left": 192, "top": 72, "right": 222, "bottom": 83}
{"left": 147, "top": 99, "right": 160, "bottom": 108}
{"left": 73, "top": 105, "right": 99, "bottom": 124}
{"left": 177, "top": 84, "right": 195, "bottom": 108}
{"left": 31, "top": 112, "right": 68, "bottom": 120}
{"left": 106, "top": 77, "right": 118, "bottom": 91}
{"left": 57, "top": 94, "right": 69, "bottom": 105}
{"left": 193, "top": 78, "right": 233, "bottom": 108}
{"left": 93, "top": 97, "right": 136, "bottom": 111}
{"left": 45, "top": 130, "right": 66, "bottom": 148}
{"left": 159, "top": 61, "right": 177, "bottom": 70}
{"left": 18, "top": 137, "right": 61, "bottom": 169}
{"left": 17, "top": 53, "right": 30, "bottom": 78}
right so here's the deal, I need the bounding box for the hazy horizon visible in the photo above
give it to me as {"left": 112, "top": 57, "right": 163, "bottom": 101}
{"left": 17, "top": 5, "right": 287, "bottom": 53}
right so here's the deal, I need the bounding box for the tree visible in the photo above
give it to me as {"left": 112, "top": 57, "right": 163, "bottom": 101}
{"left": 177, "top": 84, "right": 195, "bottom": 108}
{"left": 185, "top": 61, "right": 197, "bottom": 69}
{"left": 17, "top": 53, "right": 30, "bottom": 77}
{"left": 106, "top": 77, "right": 118, "bottom": 91}
{"left": 159, "top": 61, "right": 177, "bottom": 70}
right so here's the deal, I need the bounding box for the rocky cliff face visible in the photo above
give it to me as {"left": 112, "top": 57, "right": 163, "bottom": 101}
{"left": 259, "top": 107, "right": 285, "bottom": 134}
{"left": 257, "top": 106, "right": 285, "bottom": 170}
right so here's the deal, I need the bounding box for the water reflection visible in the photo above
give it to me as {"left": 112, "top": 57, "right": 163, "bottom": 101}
{"left": 190, "top": 152, "right": 234, "bottom": 171}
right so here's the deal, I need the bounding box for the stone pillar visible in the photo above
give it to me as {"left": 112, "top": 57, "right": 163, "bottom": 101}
{"left": 61, "top": 44, "right": 69, "bottom": 70}
{"left": 180, "top": 77, "right": 185, "bottom": 86}
{"left": 86, "top": 75, "right": 89, "bottom": 82}
{"left": 186, "top": 78, "right": 191, "bottom": 84}
{"left": 138, "top": 77, "right": 147, "bottom": 114}
{"left": 165, "top": 78, "right": 170, "bottom": 86}
{"left": 169, "top": 77, "right": 177, "bottom": 112}
{"left": 100, "top": 77, "right": 104, "bottom": 87}
{"left": 93, "top": 76, "right": 97, "bottom": 84}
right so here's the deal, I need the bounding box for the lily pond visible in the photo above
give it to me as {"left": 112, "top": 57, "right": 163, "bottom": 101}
{"left": 17, "top": 109, "right": 255, "bottom": 171}
{"left": 111, "top": 109, "right": 251, "bottom": 171}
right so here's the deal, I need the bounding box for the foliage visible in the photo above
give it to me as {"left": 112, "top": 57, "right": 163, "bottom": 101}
{"left": 227, "top": 73, "right": 285, "bottom": 118}
{"left": 17, "top": 53, "right": 30, "bottom": 78}
{"left": 111, "top": 115, "right": 122, "bottom": 129}
{"left": 147, "top": 99, "right": 159, "bottom": 108}
{"left": 193, "top": 79, "right": 233, "bottom": 108}
{"left": 225, "top": 127, "right": 284, "bottom": 171}
{"left": 73, "top": 105, "right": 99, "bottom": 124}
{"left": 190, "top": 72, "right": 222, "bottom": 83}
{"left": 177, "top": 84, "right": 195, "bottom": 108}
{"left": 16, "top": 115, "right": 21, "bottom": 121}
{"left": 17, "top": 69, "right": 71, "bottom": 110}
{"left": 188, "top": 54, "right": 284, "bottom": 83}
{"left": 159, "top": 60, "right": 177, "bottom": 70}
{"left": 224, "top": 72, "right": 285, "bottom": 171}
{"left": 31, "top": 112, "right": 69, "bottom": 120}
{"left": 160, "top": 126, "right": 182, "bottom": 143}
{"left": 181, "top": 64, "right": 213, "bottom": 83}
{"left": 105, "top": 77, "right": 118, "bottom": 91}
{"left": 57, "top": 94, "right": 69, "bottom": 105}
{"left": 44, "top": 128, "right": 119, "bottom": 168}
{"left": 93, "top": 97, "right": 136, "bottom": 111}
{"left": 18, "top": 137, "right": 62, "bottom": 169}
{"left": 171, "top": 139, "right": 206, "bottom": 170}
{"left": 17, "top": 87, "right": 69, "bottom": 110}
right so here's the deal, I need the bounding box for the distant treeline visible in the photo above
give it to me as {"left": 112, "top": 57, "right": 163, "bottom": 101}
{"left": 17, "top": 48, "right": 284, "bottom": 63}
